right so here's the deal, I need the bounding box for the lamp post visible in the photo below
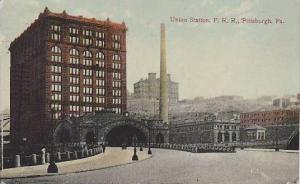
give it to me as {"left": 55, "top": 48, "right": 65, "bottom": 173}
{"left": 1, "top": 113, "right": 3, "bottom": 171}
{"left": 275, "top": 125, "right": 279, "bottom": 151}
{"left": 47, "top": 106, "right": 58, "bottom": 173}
{"left": 132, "top": 135, "right": 138, "bottom": 161}
{"left": 148, "top": 120, "right": 153, "bottom": 155}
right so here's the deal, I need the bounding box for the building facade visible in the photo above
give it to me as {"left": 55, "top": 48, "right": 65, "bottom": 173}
{"left": 134, "top": 73, "right": 179, "bottom": 104}
{"left": 240, "top": 109, "right": 299, "bottom": 128}
{"left": 170, "top": 120, "right": 240, "bottom": 144}
{"left": 9, "top": 8, "right": 127, "bottom": 144}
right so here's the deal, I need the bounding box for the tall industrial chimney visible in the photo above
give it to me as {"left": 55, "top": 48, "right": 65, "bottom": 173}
{"left": 159, "top": 23, "right": 168, "bottom": 124}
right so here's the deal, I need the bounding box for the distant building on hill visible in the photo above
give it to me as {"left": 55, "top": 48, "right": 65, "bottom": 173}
{"left": 133, "top": 73, "right": 179, "bottom": 104}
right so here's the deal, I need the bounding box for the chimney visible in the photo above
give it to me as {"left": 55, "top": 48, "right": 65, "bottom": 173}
{"left": 159, "top": 23, "right": 169, "bottom": 124}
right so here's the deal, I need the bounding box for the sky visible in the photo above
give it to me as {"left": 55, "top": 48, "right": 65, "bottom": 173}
{"left": 0, "top": 0, "right": 299, "bottom": 111}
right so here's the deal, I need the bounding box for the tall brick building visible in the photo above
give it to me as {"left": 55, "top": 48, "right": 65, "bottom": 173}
{"left": 9, "top": 8, "right": 127, "bottom": 144}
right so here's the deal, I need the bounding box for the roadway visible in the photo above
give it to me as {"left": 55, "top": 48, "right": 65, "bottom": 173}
{"left": 2, "top": 148, "right": 299, "bottom": 184}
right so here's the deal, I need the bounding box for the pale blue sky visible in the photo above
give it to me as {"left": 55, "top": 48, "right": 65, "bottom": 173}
{"left": 0, "top": 0, "right": 299, "bottom": 111}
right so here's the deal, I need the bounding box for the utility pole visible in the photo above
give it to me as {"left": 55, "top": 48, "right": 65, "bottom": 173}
{"left": 1, "top": 113, "right": 3, "bottom": 170}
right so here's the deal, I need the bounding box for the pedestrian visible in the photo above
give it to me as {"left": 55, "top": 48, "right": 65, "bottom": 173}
{"left": 102, "top": 143, "right": 106, "bottom": 153}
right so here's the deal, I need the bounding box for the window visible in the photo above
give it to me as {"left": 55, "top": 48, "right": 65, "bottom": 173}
{"left": 95, "top": 52, "right": 105, "bottom": 67}
{"left": 113, "top": 89, "right": 121, "bottom": 96}
{"left": 70, "top": 77, "right": 79, "bottom": 84}
{"left": 112, "top": 42, "right": 121, "bottom": 50}
{"left": 96, "top": 79, "right": 105, "bottom": 87}
{"left": 83, "top": 87, "right": 92, "bottom": 94}
{"left": 83, "top": 38, "right": 92, "bottom": 46}
{"left": 83, "top": 51, "right": 92, "bottom": 66}
{"left": 69, "top": 105, "right": 79, "bottom": 112}
{"left": 113, "top": 81, "right": 121, "bottom": 88}
{"left": 96, "top": 97, "right": 105, "bottom": 104}
{"left": 83, "top": 69, "right": 92, "bottom": 76}
{"left": 83, "top": 78, "right": 92, "bottom": 85}
{"left": 50, "top": 25, "right": 61, "bottom": 41}
{"left": 50, "top": 46, "right": 62, "bottom": 62}
{"left": 51, "top": 75, "right": 61, "bottom": 83}
{"left": 112, "top": 107, "right": 121, "bottom": 114}
{"left": 69, "top": 49, "right": 79, "bottom": 64}
{"left": 51, "top": 65, "right": 61, "bottom": 73}
{"left": 112, "top": 34, "right": 120, "bottom": 50}
{"left": 96, "top": 88, "right": 105, "bottom": 95}
{"left": 69, "top": 95, "right": 79, "bottom": 102}
{"left": 95, "top": 40, "right": 104, "bottom": 47}
{"left": 51, "top": 84, "right": 61, "bottom": 92}
{"left": 83, "top": 96, "right": 93, "bottom": 103}
{"left": 112, "top": 54, "right": 121, "bottom": 69}
{"left": 112, "top": 34, "right": 120, "bottom": 41}
{"left": 83, "top": 29, "right": 92, "bottom": 36}
{"left": 69, "top": 86, "right": 79, "bottom": 93}
{"left": 113, "top": 98, "right": 121, "bottom": 104}
{"left": 95, "top": 70, "right": 105, "bottom": 78}
{"left": 69, "top": 27, "right": 79, "bottom": 44}
{"left": 51, "top": 93, "right": 61, "bottom": 101}
{"left": 113, "top": 72, "right": 121, "bottom": 79}
{"left": 83, "top": 106, "right": 92, "bottom": 113}
{"left": 83, "top": 29, "right": 93, "bottom": 46}
{"left": 112, "top": 63, "right": 121, "bottom": 69}
{"left": 69, "top": 68, "right": 79, "bottom": 75}
{"left": 95, "top": 32, "right": 105, "bottom": 39}
{"left": 95, "top": 106, "right": 104, "bottom": 111}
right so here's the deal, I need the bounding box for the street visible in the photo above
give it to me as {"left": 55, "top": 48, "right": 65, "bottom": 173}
{"left": 2, "top": 148, "right": 299, "bottom": 184}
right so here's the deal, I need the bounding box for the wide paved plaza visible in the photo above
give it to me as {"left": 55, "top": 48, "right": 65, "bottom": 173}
{"left": 2, "top": 148, "right": 299, "bottom": 184}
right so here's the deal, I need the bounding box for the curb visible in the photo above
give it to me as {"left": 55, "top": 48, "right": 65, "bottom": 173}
{"left": 1, "top": 154, "right": 153, "bottom": 180}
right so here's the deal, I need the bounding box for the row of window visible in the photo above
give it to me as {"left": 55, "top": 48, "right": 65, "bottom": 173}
{"left": 51, "top": 47, "right": 120, "bottom": 67}
{"left": 50, "top": 26, "right": 119, "bottom": 49}
{"left": 52, "top": 25, "right": 113, "bottom": 40}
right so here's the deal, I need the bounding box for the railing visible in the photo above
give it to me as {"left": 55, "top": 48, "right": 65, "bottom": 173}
{"left": 138, "top": 143, "right": 235, "bottom": 153}
{"left": 1, "top": 145, "right": 103, "bottom": 169}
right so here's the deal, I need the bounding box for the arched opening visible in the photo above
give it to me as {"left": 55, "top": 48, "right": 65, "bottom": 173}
{"left": 106, "top": 125, "right": 147, "bottom": 147}
{"left": 86, "top": 131, "right": 97, "bottom": 145}
{"left": 224, "top": 132, "right": 230, "bottom": 143}
{"left": 156, "top": 133, "right": 164, "bottom": 143}
{"left": 287, "top": 131, "right": 299, "bottom": 150}
{"left": 232, "top": 132, "right": 236, "bottom": 142}
{"left": 218, "top": 132, "right": 222, "bottom": 143}
{"left": 54, "top": 123, "right": 72, "bottom": 144}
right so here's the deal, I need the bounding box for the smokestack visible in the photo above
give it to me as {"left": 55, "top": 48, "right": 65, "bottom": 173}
{"left": 159, "top": 23, "right": 168, "bottom": 124}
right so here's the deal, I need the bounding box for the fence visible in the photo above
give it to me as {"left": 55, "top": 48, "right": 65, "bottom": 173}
{"left": 138, "top": 143, "right": 235, "bottom": 153}
{"left": 2, "top": 145, "right": 103, "bottom": 169}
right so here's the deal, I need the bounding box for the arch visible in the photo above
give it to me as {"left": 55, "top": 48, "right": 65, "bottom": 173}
{"left": 224, "top": 132, "right": 230, "bottom": 143}
{"left": 86, "top": 131, "right": 97, "bottom": 145}
{"left": 83, "top": 50, "right": 92, "bottom": 58}
{"left": 51, "top": 46, "right": 61, "bottom": 54}
{"left": 69, "top": 48, "right": 79, "bottom": 56}
{"left": 106, "top": 125, "right": 147, "bottom": 146}
{"left": 232, "top": 132, "right": 236, "bottom": 142}
{"left": 217, "top": 132, "right": 222, "bottom": 143}
{"left": 156, "top": 133, "right": 164, "bottom": 143}
{"left": 287, "top": 130, "right": 299, "bottom": 150}
{"left": 53, "top": 120, "right": 72, "bottom": 143}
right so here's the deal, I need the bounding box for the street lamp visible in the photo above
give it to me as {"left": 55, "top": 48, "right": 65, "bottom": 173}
{"left": 47, "top": 106, "right": 58, "bottom": 173}
{"left": 147, "top": 120, "right": 153, "bottom": 155}
{"left": 132, "top": 135, "right": 138, "bottom": 161}
{"left": 275, "top": 125, "right": 279, "bottom": 151}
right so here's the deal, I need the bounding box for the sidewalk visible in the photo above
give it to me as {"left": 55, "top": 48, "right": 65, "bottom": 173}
{"left": 0, "top": 147, "right": 151, "bottom": 179}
